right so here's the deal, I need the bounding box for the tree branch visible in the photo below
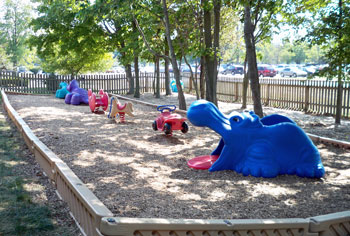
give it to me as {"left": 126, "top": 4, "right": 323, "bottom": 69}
{"left": 133, "top": 17, "right": 169, "bottom": 60}
{"left": 133, "top": 1, "right": 165, "bottom": 24}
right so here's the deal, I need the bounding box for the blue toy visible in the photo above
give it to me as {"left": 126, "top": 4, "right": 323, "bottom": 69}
{"left": 170, "top": 79, "right": 184, "bottom": 92}
{"left": 64, "top": 79, "right": 89, "bottom": 105}
{"left": 187, "top": 100, "right": 325, "bottom": 178}
{"left": 55, "top": 82, "right": 69, "bottom": 99}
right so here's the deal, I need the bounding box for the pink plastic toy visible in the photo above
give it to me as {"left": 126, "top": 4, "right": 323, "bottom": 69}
{"left": 88, "top": 89, "right": 109, "bottom": 114}
{"left": 187, "top": 155, "right": 219, "bottom": 169}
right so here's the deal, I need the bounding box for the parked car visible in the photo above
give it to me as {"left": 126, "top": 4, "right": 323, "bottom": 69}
{"left": 182, "top": 65, "right": 198, "bottom": 73}
{"left": 258, "top": 65, "right": 277, "bottom": 77}
{"left": 222, "top": 65, "right": 243, "bottom": 75}
{"left": 280, "top": 67, "right": 308, "bottom": 77}
{"left": 302, "top": 66, "right": 316, "bottom": 76}
{"left": 275, "top": 64, "right": 287, "bottom": 74}
{"left": 218, "top": 64, "right": 229, "bottom": 74}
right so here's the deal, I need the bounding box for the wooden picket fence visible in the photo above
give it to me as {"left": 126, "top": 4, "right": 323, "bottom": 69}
{"left": 0, "top": 71, "right": 165, "bottom": 94}
{"left": 1, "top": 71, "right": 350, "bottom": 118}
{"left": 182, "top": 75, "right": 350, "bottom": 118}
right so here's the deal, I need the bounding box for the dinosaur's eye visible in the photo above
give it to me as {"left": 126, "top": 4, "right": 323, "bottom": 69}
{"left": 233, "top": 117, "right": 240, "bottom": 122}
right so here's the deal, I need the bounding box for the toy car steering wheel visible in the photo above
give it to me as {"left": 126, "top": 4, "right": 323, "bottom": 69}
{"left": 157, "top": 105, "right": 176, "bottom": 113}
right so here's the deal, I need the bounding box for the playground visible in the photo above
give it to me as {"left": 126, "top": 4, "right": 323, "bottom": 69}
{"left": 6, "top": 93, "right": 350, "bottom": 220}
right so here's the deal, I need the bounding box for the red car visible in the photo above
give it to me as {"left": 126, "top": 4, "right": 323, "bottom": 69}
{"left": 258, "top": 65, "right": 277, "bottom": 77}
{"left": 152, "top": 105, "right": 188, "bottom": 135}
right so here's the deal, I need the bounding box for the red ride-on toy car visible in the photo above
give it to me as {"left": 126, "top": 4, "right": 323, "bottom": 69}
{"left": 152, "top": 105, "right": 188, "bottom": 135}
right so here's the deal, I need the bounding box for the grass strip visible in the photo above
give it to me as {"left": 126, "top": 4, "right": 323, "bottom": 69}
{"left": 0, "top": 95, "right": 78, "bottom": 236}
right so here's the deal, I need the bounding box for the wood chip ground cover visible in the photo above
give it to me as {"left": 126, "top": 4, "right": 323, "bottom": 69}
{"left": 6, "top": 93, "right": 350, "bottom": 220}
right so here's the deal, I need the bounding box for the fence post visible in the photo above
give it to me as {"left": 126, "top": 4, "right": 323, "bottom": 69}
{"left": 235, "top": 82, "right": 239, "bottom": 102}
{"left": 145, "top": 73, "right": 149, "bottom": 92}
{"left": 266, "top": 83, "right": 270, "bottom": 106}
{"left": 304, "top": 85, "right": 310, "bottom": 112}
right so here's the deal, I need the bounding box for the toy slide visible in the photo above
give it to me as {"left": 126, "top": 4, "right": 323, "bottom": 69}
{"left": 186, "top": 100, "right": 325, "bottom": 178}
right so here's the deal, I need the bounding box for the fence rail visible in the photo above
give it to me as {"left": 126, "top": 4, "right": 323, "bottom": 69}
{"left": 182, "top": 75, "right": 350, "bottom": 118}
{"left": 1, "top": 71, "right": 350, "bottom": 118}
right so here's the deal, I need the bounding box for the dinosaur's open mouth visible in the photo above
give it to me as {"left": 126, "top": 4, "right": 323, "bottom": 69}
{"left": 187, "top": 154, "right": 220, "bottom": 170}
{"left": 187, "top": 137, "right": 225, "bottom": 170}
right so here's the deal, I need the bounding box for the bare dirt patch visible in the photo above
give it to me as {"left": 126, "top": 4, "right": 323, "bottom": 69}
{"left": 6, "top": 93, "right": 350, "bottom": 220}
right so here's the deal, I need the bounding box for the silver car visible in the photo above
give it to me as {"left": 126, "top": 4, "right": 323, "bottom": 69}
{"left": 280, "top": 67, "right": 308, "bottom": 77}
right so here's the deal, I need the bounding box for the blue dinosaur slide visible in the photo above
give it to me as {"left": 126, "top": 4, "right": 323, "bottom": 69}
{"left": 187, "top": 100, "right": 325, "bottom": 178}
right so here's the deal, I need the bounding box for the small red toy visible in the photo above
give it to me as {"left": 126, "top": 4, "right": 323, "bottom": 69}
{"left": 152, "top": 105, "right": 188, "bottom": 135}
{"left": 88, "top": 89, "right": 109, "bottom": 114}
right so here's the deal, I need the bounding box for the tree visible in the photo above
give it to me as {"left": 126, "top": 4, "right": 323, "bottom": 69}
{"left": 131, "top": 0, "right": 187, "bottom": 109}
{"left": 303, "top": 0, "right": 350, "bottom": 124}
{"left": 239, "top": 0, "right": 283, "bottom": 117}
{"left": 243, "top": 4, "right": 262, "bottom": 116}
{"left": 162, "top": 0, "right": 187, "bottom": 109}
{"left": 29, "top": 0, "right": 113, "bottom": 76}
{"left": 173, "top": 1, "right": 202, "bottom": 99}
{"left": 0, "top": 0, "right": 32, "bottom": 68}
{"left": 202, "top": 0, "right": 221, "bottom": 106}
{"left": 0, "top": 46, "right": 12, "bottom": 70}
{"left": 92, "top": 0, "right": 142, "bottom": 97}
{"left": 220, "top": 8, "right": 244, "bottom": 64}
{"left": 305, "top": 45, "right": 325, "bottom": 64}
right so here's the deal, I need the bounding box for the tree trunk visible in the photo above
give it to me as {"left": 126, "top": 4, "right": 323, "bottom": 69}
{"left": 126, "top": 64, "right": 134, "bottom": 94}
{"left": 202, "top": 0, "right": 216, "bottom": 106}
{"left": 243, "top": 5, "right": 263, "bottom": 117}
{"left": 184, "top": 56, "right": 200, "bottom": 99}
{"left": 155, "top": 56, "right": 160, "bottom": 98}
{"left": 241, "top": 53, "right": 248, "bottom": 109}
{"left": 119, "top": 40, "right": 134, "bottom": 95}
{"left": 212, "top": 0, "right": 220, "bottom": 104}
{"left": 335, "top": 0, "right": 343, "bottom": 124}
{"left": 335, "top": 79, "right": 343, "bottom": 124}
{"left": 134, "top": 56, "right": 140, "bottom": 98}
{"left": 202, "top": 0, "right": 220, "bottom": 106}
{"left": 164, "top": 36, "right": 171, "bottom": 95}
{"left": 162, "top": 0, "right": 186, "bottom": 110}
{"left": 200, "top": 56, "right": 205, "bottom": 99}
{"left": 131, "top": 21, "right": 140, "bottom": 98}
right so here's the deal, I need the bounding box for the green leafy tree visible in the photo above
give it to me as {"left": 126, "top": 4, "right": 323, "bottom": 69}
{"left": 303, "top": 0, "right": 350, "bottom": 124}
{"left": 240, "top": 0, "right": 283, "bottom": 117}
{"left": 161, "top": 0, "right": 187, "bottom": 109}
{"left": 92, "top": 0, "right": 143, "bottom": 97}
{"left": 0, "top": 46, "right": 12, "bottom": 70}
{"left": 305, "top": 45, "right": 325, "bottom": 64}
{"left": 131, "top": 0, "right": 188, "bottom": 109}
{"left": 0, "top": 0, "right": 32, "bottom": 68}
{"left": 290, "top": 41, "right": 307, "bottom": 64}
{"left": 220, "top": 8, "right": 244, "bottom": 64}
{"left": 172, "top": 1, "right": 202, "bottom": 99}
{"left": 29, "top": 0, "right": 113, "bottom": 76}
